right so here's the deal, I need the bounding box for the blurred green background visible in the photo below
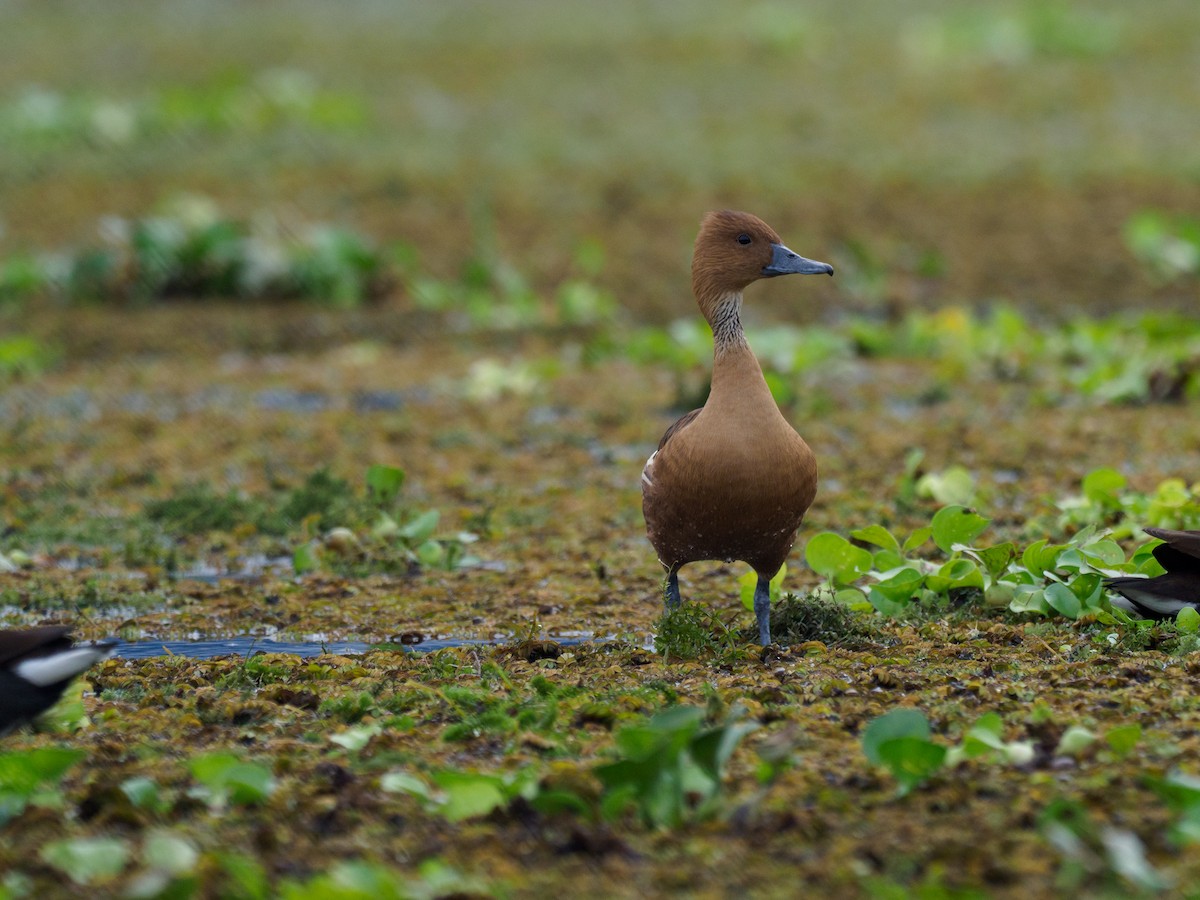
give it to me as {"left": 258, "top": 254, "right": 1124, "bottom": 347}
{"left": 3, "top": 0, "right": 1198, "bottom": 319}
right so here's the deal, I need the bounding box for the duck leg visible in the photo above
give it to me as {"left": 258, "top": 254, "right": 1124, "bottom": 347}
{"left": 754, "top": 574, "right": 772, "bottom": 646}
{"left": 664, "top": 571, "right": 681, "bottom": 610}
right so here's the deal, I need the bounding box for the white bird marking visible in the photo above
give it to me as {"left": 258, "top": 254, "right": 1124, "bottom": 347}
{"left": 641, "top": 451, "right": 656, "bottom": 488}
{"left": 14, "top": 645, "right": 115, "bottom": 687}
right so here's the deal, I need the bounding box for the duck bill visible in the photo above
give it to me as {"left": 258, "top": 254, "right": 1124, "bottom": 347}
{"left": 762, "top": 243, "right": 834, "bottom": 277}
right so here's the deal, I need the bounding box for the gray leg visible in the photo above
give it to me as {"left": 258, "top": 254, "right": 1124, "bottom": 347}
{"left": 754, "top": 574, "right": 772, "bottom": 646}
{"left": 664, "top": 571, "right": 681, "bottom": 610}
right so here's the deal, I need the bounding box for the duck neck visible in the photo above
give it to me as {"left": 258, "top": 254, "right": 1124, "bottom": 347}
{"left": 707, "top": 292, "right": 749, "bottom": 355}
{"left": 705, "top": 291, "right": 775, "bottom": 409}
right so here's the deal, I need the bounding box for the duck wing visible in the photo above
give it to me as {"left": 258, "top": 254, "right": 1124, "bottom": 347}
{"left": 0, "top": 626, "right": 73, "bottom": 667}
{"left": 1108, "top": 572, "right": 1200, "bottom": 620}
{"left": 1144, "top": 528, "right": 1200, "bottom": 571}
{"left": 656, "top": 408, "right": 702, "bottom": 452}
{"left": 641, "top": 408, "right": 702, "bottom": 492}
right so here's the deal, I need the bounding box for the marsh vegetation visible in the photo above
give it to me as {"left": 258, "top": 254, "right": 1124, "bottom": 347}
{"left": 2, "top": 1, "right": 1200, "bottom": 895}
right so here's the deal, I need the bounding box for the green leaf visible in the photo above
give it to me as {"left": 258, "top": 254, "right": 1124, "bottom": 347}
{"left": 1044, "top": 582, "right": 1082, "bottom": 619}
{"left": 215, "top": 853, "right": 269, "bottom": 900}
{"left": 40, "top": 837, "right": 130, "bottom": 885}
{"left": 330, "top": 722, "right": 383, "bottom": 752}
{"left": 903, "top": 526, "right": 933, "bottom": 553}
{"left": 835, "top": 587, "right": 872, "bottom": 610}
{"left": 916, "top": 466, "right": 976, "bottom": 507}
{"left": 862, "top": 708, "right": 931, "bottom": 766}
{"left": 925, "top": 558, "right": 984, "bottom": 594}
{"left": 1080, "top": 539, "right": 1125, "bottom": 567}
{"left": 415, "top": 540, "right": 445, "bottom": 568}
{"left": 1057, "top": 725, "right": 1096, "bottom": 756}
{"left": 1009, "top": 586, "right": 1050, "bottom": 615}
{"left": 292, "top": 542, "right": 319, "bottom": 574}
{"left": 1082, "top": 467, "right": 1126, "bottom": 503}
{"left": 805, "top": 532, "right": 873, "bottom": 585}
{"left": 871, "top": 549, "right": 906, "bottom": 571}
{"left": 1178, "top": 607, "right": 1200, "bottom": 634}
{"left": 120, "top": 776, "right": 167, "bottom": 813}
{"left": 143, "top": 831, "right": 199, "bottom": 875}
{"left": 849, "top": 524, "right": 900, "bottom": 554}
{"left": 871, "top": 567, "right": 925, "bottom": 602}
{"left": 878, "top": 738, "right": 947, "bottom": 796}
{"left": 868, "top": 588, "right": 910, "bottom": 618}
{"left": 690, "top": 719, "right": 759, "bottom": 783}
{"left": 1022, "top": 539, "right": 1065, "bottom": 578}
{"left": 380, "top": 771, "right": 432, "bottom": 801}
{"left": 930, "top": 505, "right": 989, "bottom": 553}
{"left": 0, "top": 747, "right": 85, "bottom": 794}
{"left": 0, "top": 747, "right": 85, "bottom": 826}
{"left": 365, "top": 464, "right": 404, "bottom": 505}
{"left": 188, "top": 752, "right": 275, "bottom": 807}
{"left": 949, "top": 713, "right": 1034, "bottom": 766}
{"left": 1147, "top": 770, "right": 1200, "bottom": 811}
{"left": 431, "top": 771, "right": 507, "bottom": 822}
{"left": 1105, "top": 723, "right": 1142, "bottom": 758}
{"left": 399, "top": 509, "right": 440, "bottom": 542}
{"left": 972, "top": 542, "right": 1016, "bottom": 579}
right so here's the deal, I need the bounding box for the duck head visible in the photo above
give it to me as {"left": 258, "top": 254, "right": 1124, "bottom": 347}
{"left": 691, "top": 210, "right": 832, "bottom": 323}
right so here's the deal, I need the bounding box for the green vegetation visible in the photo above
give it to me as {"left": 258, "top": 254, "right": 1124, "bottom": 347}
{"left": 1, "top": 0, "right": 1199, "bottom": 896}
{"left": 4, "top": 198, "right": 393, "bottom": 307}
{"left": 0, "top": 748, "right": 84, "bottom": 826}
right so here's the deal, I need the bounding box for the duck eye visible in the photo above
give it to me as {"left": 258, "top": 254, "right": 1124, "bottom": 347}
{"left": 737, "top": 233, "right": 752, "bottom": 245}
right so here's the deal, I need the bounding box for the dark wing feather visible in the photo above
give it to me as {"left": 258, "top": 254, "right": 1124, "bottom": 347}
{"left": 1145, "top": 528, "right": 1200, "bottom": 568}
{"left": 0, "top": 626, "right": 73, "bottom": 668}
{"left": 1108, "top": 573, "right": 1200, "bottom": 620}
{"left": 657, "top": 408, "right": 702, "bottom": 452}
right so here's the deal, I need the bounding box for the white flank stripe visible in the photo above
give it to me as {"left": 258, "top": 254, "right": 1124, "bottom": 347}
{"left": 641, "top": 450, "right": 657, "bottom": 488}
{"left": 13, "top": 646, "right": 114, "bottom": 687}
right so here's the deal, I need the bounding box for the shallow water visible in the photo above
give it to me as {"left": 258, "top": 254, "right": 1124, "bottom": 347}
{"left": 111, "top": 634, "right": 601, "bottom": 660}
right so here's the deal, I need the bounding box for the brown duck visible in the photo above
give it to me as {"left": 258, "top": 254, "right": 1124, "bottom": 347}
{"left": 1108, "top": 527, "right": 1200, "bottom": 619}
{"left": 642, "top": 210, "right": 833, "bottom": 645}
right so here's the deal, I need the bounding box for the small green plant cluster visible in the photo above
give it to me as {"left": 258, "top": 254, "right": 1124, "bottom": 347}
{"left": 38, "top": 831, "right": 201, "bottom": 893}
{"left": 626, "top": 318, "right": 852, "bottom": 408}
{"left": 0, "top": 335, "right": 57, "bottom": 383}
{"left": 108, "top": 755, "right": 275, "bottom": 820}
{"left": 1124, "top": 210, "right": 1200, "bottom": 283}
{"left": 1, "top": 70, "right": 364, "bottom": 150}
{"left": 384, "top": 703, "right": 757, "bottom": 831}
{"left": 9, "top": 757, "right": 280, "bottom": 893}
{"left": 593, "top": 704, "right": 757, "bottom": 828}
{"left": 277, "top": 859, "right": 488, "bottom": 900}
{"left": 145, "top": 467, "right": 359, "bottom": 538}
{"left": 863, "top": 709, "right": 1141, "bottom": 798}
{"left": 1040, "top": 797, "right": 1168, "bottom": 892}
{"left": 626, "top": 305, "right": 1200, "bottom": 407}
{"left": 853, "top": 306, "right": 1200, "bottom": 404}
{"left": 186, "top": 752, "right": 276, "bottom": 811}
{"left": 46, "top": 198, "right": 394, "bottom": 307}
{"left": 408, "top": 238, "right": 617, "bottom": 331}
{"left": 654, "top": 602, "right": 740, "bottom": 660}
{"left": 0, "top": 747, "right": 84, "bottom": 826}
{"left": 1147, "top": 770, "right": 1200, "bottom": 847}
{"left": 293, "top": 464, "right": 479, "bottom": 575}
{"left": 32, "top": 819, "right": 479, "bottom": 897}
{"left": 900, "top": 4, "right": 1122, "bottom": 71}
{"left": 806, "top": 505, "right": 1163, "bottom": 622}
{"left": 1052, "top": 467, "right": 1200, "bottom": 537}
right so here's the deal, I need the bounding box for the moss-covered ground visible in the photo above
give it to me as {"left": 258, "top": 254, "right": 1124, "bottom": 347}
{"left": 3, "top": 1, "right": 1200, "bottom": 896}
